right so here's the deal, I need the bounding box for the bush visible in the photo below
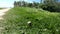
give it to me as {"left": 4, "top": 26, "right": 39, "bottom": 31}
{"left": 40, "top": 0, "right": 60, "bottom": 12}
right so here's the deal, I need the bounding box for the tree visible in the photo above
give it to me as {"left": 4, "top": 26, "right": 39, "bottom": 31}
{"left": 40, "top": 0, "right": 60, "bottom": 12}
{"left": 33, "top": 1, "right": 40, "bottom": 8}
{"left": 14, "top": 1, "right": 17, "bottom": 7}
{"left": 41, "top": 0, "right": 43, "bottom": 3}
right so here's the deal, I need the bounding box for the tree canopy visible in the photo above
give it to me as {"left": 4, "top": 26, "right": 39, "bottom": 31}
{"left": 14, "top": 0, "right": 60, "bottom": 12}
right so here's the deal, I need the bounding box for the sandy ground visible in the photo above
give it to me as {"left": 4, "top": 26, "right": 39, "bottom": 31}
{"left": 0, "top": 8, "right": 11, "bottom": 33}
{"left": 0, "top": 8, "right": 11, "bottom": 20}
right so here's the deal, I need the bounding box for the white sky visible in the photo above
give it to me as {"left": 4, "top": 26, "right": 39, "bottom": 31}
{"left": 0, "top": 0, "right": 40, "bottom": 8}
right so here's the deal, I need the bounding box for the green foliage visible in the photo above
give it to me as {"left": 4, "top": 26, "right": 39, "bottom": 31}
{"left": 14, "top": 0, "right": 60, "bottom": 12}
{"left": 3, "top": 7, "right": 60, "bottom": 34}
{"left": 14, "top": 1, "right": 40, "bottom": 8}
{"left": 14, "top": 1, "right": 27, "bottom": 7}
{"left": 40, "top": 0, "right": 60, "bottom": 12}
{"left": 0, "top": 8, "right": 4, "bottom": 9}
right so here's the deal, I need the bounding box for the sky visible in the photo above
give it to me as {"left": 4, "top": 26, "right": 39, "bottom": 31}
{"left": 0, "top": 0, "right": 40, "bottom": 8}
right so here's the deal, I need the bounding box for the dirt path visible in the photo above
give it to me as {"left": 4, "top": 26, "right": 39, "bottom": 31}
{"left": 0, "top": 8, "right": 11, "bottom": 19}
{"left": 0, "top": 8, "right": 11, "bottom": 34}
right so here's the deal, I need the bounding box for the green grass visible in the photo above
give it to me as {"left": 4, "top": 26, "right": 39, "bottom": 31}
{"left": 2, "top": 7, "right": 60, "bottom": 34}
{"left": 0, "top": 8, "right": 3, "bottom": 9}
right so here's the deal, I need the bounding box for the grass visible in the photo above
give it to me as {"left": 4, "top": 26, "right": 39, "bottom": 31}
{"left": 0, "top": 8, "right": 4, "bottom": 9}
{"left": 2, "top": 7, "right": 60, "bottom": 34}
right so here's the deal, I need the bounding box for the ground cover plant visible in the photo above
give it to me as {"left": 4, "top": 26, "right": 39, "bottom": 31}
{"left": 3, "top": 7, "right": 60, "bottom": 34}
{"left": 0, "top": 8, "right": 4, "bottom": 9}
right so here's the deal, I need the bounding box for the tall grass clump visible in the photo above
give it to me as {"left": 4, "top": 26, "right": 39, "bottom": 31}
{"left": 3, "top": 7, "right": 60, "bottom": 34}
